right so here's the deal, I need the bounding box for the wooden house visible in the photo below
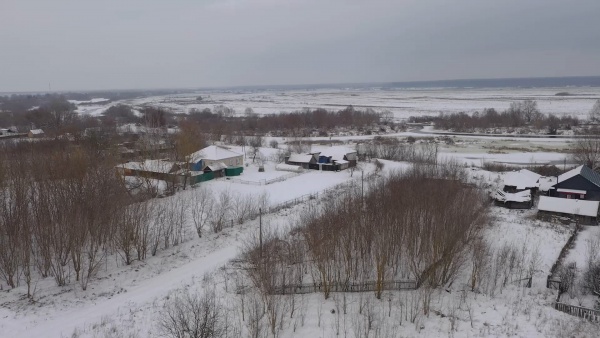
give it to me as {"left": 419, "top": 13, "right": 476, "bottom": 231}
{"left": 549, "top": 165, "right": 600, "bottom": 201}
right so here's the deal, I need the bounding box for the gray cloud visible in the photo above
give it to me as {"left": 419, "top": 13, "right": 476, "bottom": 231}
{"left": 1, "top": 0, "right": 599, "bottom": 92}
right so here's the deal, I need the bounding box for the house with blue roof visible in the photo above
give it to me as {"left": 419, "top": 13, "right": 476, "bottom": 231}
{"left": 549, "top": 165, "right": 600, "bottom": 201}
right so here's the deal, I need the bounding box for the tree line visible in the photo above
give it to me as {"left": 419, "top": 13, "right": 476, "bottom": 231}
{"left": 409, "top": 100, "right": 579, "bottom": 134}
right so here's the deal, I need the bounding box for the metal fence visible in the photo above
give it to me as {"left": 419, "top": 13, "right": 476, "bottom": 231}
{"left": 554, "top": 302, "right": 600, "bottom": 322}
{"left": 270, "top": 280, "right": 417, "bottom": 295}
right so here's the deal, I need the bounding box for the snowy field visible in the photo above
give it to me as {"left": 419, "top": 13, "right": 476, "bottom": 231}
{"left": 3, "top": 150, "right": 599, "bottom": 337}
{"left": 73, "top": 86, "right": 600, "bottom": 120}
{"left": 4, "top": 87, "right": 600, "bottom": 336}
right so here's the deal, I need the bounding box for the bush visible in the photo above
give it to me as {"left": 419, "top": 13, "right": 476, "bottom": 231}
{"left": 158, "top": 288, "right": 225, "bottom": 338}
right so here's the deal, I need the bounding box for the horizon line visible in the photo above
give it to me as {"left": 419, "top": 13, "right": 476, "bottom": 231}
{"left": 2, "top": 74, "right": 600, "bottom": 95}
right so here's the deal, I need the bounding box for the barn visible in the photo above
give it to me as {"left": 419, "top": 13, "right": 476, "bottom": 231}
{"left": 286, "top": 153, "right": 316, "bottom": 169}
{"left": 117, "top": 159, "right": 185, "bottom": 183}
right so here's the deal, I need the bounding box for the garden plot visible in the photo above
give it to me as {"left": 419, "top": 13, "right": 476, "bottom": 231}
{"left": 227, "top": 162, "right": 299, "bottom": 184}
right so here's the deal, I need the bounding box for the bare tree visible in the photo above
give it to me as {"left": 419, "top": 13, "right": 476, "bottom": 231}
{"left": 571, "top": 136, "right": 600, "bottom": 171}
{"left": 589, "top": 100, "right": 600, "bottom": 123}
{"left": 190, "top": 186, "right": 214, "bottom": 238}
{"left": 158, "top": 288, "right": 226, "bottom": 338}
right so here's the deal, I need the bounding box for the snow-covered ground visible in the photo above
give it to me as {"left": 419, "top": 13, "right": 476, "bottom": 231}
{"left": 72, "top": 86, "right": 600, "bottom": 120}
{"left": 4, "top": 89, "right": 600, "bottom": 336}
{"left": 3, "top": 153, "right": 597, "bottom": 337}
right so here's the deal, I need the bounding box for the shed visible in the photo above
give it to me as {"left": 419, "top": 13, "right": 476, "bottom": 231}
{"left": 502, "top": 169, "right": 541, "bottom": 193}
{"left": 538, "top": 196, "right": 599, "bottom": 225}
{"left": 493, "top": 189, "right": 532, "bottom": 209}
{"left": 204, "top": 162, "right": 228, "bottom": 177}
{"left": 28, "top": 129, "right": 45, "bottom": 138}
{"left": 117, "top": 159, "right": 185, "bottom": 184}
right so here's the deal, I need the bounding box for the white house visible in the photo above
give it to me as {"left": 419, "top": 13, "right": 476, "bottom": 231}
{"left": 188, "top": 145, "right": 243, "bottom": 171}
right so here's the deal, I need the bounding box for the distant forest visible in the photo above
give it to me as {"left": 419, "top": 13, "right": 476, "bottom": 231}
{"left": 409, "top": 100, "right": 580, "bottom": 134}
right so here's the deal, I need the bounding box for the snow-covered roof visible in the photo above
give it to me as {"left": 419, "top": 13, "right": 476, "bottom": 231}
{"left": 503, "top": 170, "right": 540, "bottom": 190}
{"left": 288, "top": 153, "right": 314, "bottom": 163}
{"left": 538, "top": 176, "right": 558, "bottom": 192}
{"left": 189, "top": 145, "right": 242, "bottom": 162}
{"left": 494, "top": 189, "right": 531, "bottom": 203}
{"left": 538, "top": 196, "right": 599, "bottom": 217}
{"left": 119, "top": 159, "right": 178, "bottom": 174}
{"left": 205, "top": 162, "right": 227, "bottom": 171}
{"left": 557, "top": 188, "right": 586, "bottom": 195}
{"left": 334, "top": 159, "right": 349, "bottom": 165}
{"left": 311, "top": 145, "right": 357, "bottom": 162}
{"left": 29, "top": 129, "right": 44, "bottom": 135}
{"left": 558, "top": 165, "right": 600, "bottom": 188}
{"left": 275, "top": 163, "right": 303, "bottom": 172}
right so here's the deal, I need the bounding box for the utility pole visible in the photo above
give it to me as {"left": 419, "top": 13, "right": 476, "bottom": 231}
{"left": 361, "top": 170, "right": 364, "bottom": 203}
{"left": 259, "top": 208, "right": 263, "bottom": 260}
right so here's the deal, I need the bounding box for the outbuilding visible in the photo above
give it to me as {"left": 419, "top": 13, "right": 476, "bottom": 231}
{"left": 538, "top": 195, "right": 599, "bottom": 225}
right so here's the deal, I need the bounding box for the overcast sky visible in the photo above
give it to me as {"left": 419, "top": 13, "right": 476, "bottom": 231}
{"left": 1, "top": 0, "right": 599, "bottom": 92}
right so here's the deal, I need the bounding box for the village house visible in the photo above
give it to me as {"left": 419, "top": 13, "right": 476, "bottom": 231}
{"left": 188, "top": 145, "right": 244, "bottom": 177}
{"left": 313, "top": 146, "right": 358, "bottom": 170}
{"left": 286, "top": 153, "right": 317, "bottom": 169}
{"left": 549, "top": 165, "right": 600, "bottom": 201}
{"left": 286, "top": 146, "right": 358, "bottom": 171}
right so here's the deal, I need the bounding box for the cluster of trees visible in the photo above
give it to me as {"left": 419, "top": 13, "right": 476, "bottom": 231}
{"left": 244, "top": 163, "right": 489, "bottom": 301}
{"left": 361, "top": 137, "right": 439, "bottom": 164}
{"left": 0, "top": 139, "right": 234, "bottom": 294}
{"left": 0, "top": 95, "right": 83, "bottom": 131}
{"left": 409, "top": 100, "right": 579, "bottom": 134}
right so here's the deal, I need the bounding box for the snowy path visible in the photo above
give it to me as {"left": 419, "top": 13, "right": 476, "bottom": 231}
{"left": 5, "top": 244, "right": 237, "bottom": 338}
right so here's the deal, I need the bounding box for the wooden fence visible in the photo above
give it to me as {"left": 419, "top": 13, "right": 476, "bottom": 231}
{"left": 270, "top": 280, "right": 417, "bottom": 295}
{"left": 554, "top": 302, "right": 600, "bottom": 322}
{"left": 546, "top": 223, "right": 582, "bottom": 290}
